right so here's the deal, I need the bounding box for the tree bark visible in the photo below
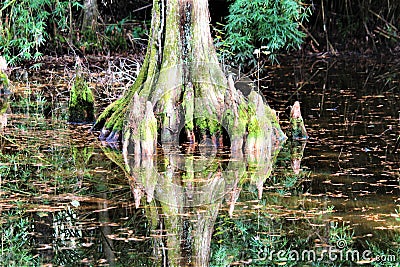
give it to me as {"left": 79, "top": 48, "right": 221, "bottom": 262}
{"left": 93, "top": 0, "right": 286, "bottom": 154}
{"left": 81, "top": 0, "right": 99, "bottom": 32}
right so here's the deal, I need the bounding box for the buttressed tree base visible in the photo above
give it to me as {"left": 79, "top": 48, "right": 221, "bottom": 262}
{"left": 93, "top": 0, "right": 286, "bottom": 154}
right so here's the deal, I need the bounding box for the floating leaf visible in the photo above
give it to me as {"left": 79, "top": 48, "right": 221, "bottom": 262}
{"left": 37, "top": 211, "right": 48, "bottom": 217}
{"left": 71, "top": 200, "right": 80, "bottom": 207}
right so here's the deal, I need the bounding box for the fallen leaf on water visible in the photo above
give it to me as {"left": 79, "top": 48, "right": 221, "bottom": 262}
{"left": 71, "top": 200, "right": 80, "bottom": 207}
{"left": 37, "top": 211, "right": 48, "bottom": 217}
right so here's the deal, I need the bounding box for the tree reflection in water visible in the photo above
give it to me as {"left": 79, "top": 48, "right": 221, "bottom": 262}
{"left": 123, "top": 131, "right": 303, "bottom": 266}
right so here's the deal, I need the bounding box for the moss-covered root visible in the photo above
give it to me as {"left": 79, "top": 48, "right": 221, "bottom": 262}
{"left": 123, "top": 93, "right": 142, "bottom": 159}
{"left": 93, "top": 26, "right": 152, "bottom": 142}
{"left": 245, "top": 91, "right": 273, "bottom": 155}
{"left": 223, "top": 74, "right": 248, "bottom": 152}
{"left": 68, "top": 74, "right": 95, "bottom": 123}
{"left": 140, "top": 101, "right": 157, "bottom": 156}
{"left": 290, "top": 101, "right": 308, "bottom": 140}
{"left": 266, "top": 106, "right": 287, "bottom": 143}
{"left": 123, "top": 93, "right": 157, "bottom": 157}
{"left": 96, "top": 92, "right": 133, "bottom": 143}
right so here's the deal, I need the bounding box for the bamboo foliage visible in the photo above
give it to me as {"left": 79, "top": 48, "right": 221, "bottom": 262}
{"left": 0, "top": 0, "right": 81, "bottom": 64}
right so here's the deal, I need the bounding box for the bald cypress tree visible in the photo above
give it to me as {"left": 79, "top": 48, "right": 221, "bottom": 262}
{"left": 94, "top": 0, "right": 286, "bottom": 154}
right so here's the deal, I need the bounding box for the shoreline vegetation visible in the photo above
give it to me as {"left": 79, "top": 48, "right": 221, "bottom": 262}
{"left": 0, "top": 0, "right": 399, "bottom": 66}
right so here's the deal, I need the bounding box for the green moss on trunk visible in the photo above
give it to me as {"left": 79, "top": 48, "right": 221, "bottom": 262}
{"left": 182, "top": 82, "right": 194, "bottom": 131}
{"left": 96, "top": 0, "right": 286, "bottom": 156}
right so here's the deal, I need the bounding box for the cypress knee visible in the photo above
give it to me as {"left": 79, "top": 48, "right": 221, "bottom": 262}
{"left": 290, "top": 101, "right": 308, "bottom": 140}
{"left": 68, "top": 58, "right": 95, "bottom": 123}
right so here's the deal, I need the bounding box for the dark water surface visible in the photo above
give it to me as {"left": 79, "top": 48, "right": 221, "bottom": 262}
{"left": 0, "top": 55, "right": 399, "bottom": 266}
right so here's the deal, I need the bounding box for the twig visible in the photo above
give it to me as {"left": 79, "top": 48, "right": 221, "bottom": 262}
{"left": 131, "top": 4, "right": 153, "bottom": 14}
{"left": 369, "top": 9, "right": 398, "bottom": 32}
{"left": 300, "top": 23, "right": 320, "bottom": 47}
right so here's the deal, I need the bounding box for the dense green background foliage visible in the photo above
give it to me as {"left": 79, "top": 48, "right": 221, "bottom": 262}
{"left": 0, "top": 0, "right": 82, "bottom": 64}
{"left": 0, "top": 0, "right": 147, "bottom": 64}
{"left": 0, "top": 0, "right": 311, "bottom": 66}
{"left": 217, "top": 0, "right": 311, "bottom": 65}
{"left": 0, "top": 0, "right": 399, "bottom": 66}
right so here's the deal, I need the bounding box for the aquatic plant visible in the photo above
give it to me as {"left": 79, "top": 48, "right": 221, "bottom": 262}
{"left": 329, "top": 221, "right": 354, "bottom": 249}
{"left": 0, "top": 210, "right": 39, "bottom": 266}
{"left": 10, "top": 83, "right": 49, "bottom": 119}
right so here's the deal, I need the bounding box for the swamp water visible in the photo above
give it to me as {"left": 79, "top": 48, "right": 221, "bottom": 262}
{"left": 0, "top": 55, "right": 399, "bottom": 266}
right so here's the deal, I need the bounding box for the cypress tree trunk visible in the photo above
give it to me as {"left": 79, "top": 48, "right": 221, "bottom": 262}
{"left": 93, "top": 0, "right": 286, "bottom": 154}
{"left": 81, "top": 0, "right": 99, "bottom": 32}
